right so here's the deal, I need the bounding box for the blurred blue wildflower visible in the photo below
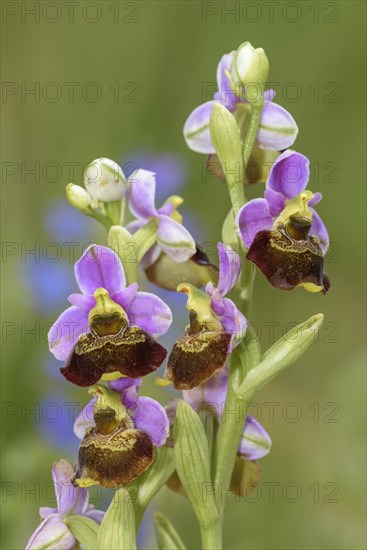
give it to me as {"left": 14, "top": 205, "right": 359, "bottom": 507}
{"left": 39, "top": 391, "right": 80, "bottom": 454}
{"left": 121, "top": 150, "right": 188, "bottom": 203}
{"left": 44, "top": 199, "right": 97, "bottom": 242}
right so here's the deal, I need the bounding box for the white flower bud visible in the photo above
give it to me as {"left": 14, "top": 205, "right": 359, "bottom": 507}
{"left": 66, "top": 183, "right": 92, "bottom": 214}
{"left": 84, "top": 158, "right": 126, "bottom": 203}
{"left": 231, "top": 42, "right": 269, "bottom": 104}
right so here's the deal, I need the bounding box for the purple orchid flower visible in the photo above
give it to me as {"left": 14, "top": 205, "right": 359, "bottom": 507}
{"left": 73, "top": 379, "right": 169, "bottom": 488}
{"left": 184, "top": 51, "right": 298, "bottom": 154}
{"left": 127, "top": 169, "right": 196, "bottom": 266}
{"left": 48, "top": 244, "right": 172, "bottom": 360}
{"left": 236, "top": 150, "right": 330, "bottom": 292}
{"left": 26, "top": 459, "right": 104, "bottom": 550}
{"left": 74, "top": 378, "right": 169, "bottom": 447}
{"left": 48, "top": 244, "right": 172, "bottom": 385}
{"left": 237, "top": 150, "right": 328, "bottom": 248}
{"left": 165, "top": 243, "right": 247, "bottom": 390}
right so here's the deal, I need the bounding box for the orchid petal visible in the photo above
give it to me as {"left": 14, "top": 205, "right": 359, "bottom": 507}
{"left": 236, "top": 199, "right": 273, "bottom": 248}
{"left": 127, "top": 291, "right": 172, "bottom": 337}
{"left": 111, "top": 283, "right": 139, "bottom": 311}
{"left": 310, "top": 208, "right": 329, "bottom": 252}
{"left": 128, "top": 169, "right": 158, "bottom": 219}
{"left": 109, "top": 378, "right": 142, "bottom": 410}
{"left": 73, "top": 399, "right": 95, "bottom": 440}
{"left": 264, "top": 88, "right": 276, "bottom": 101}
{"left": 132, "top": 396, "right": 169, "bottom": 446}
{"left": 139, "top": 243, "right": 161, "bottom": 271}
{"left": 39, "top": 507, "right": 57, "bottom": 520}
{"left": 74, "top": 244, "right": 126, "bottom": 295}
{"left": 214, "top": 52, "right": 237, "bottom": 110}
{"left": 267, "top": 150, "right": 310, "bottom": 198}
{"left": 258, "top": 101, "right": 298, "bottom": 150}
{"left": 67, "top": 293, "right": 95, "bottom": 313}
{"left": 264, "top": 188, "right": 285, "bottom": 217}
{"left": 125, "top": 218, "right": 145, "bottom": 234}
{"left": 309, "top": 192, "right": 322, "bottom": 206}
{"left": 212, "top": 296, "right": 247, "bottom": 348}
{"left": 48, "top": 306, "right": 89, "bottom": 361}
{"left": 183, "top": 368, "right": 228, "bottom": 418}
{"left": 183, "top": 100, "right": 217, "bottom": 154}
{"left": 52, "top": 459, "right": 87, "bottom": 516}
{"left": 157, "top": 215, "right": 196, "bottom": 262}
{"left": 238, "top": 416, "right": 272, "bottom": 460}
{"left": 216, "top": 242, "right": 241, "bottom": 296}
{"left": 25, "top": 513, "right": 75, "bottom": 550}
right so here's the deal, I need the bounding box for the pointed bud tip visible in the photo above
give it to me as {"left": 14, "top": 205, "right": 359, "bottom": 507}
{"left": 66, "top": 183, "right": 92, "bottom": 213}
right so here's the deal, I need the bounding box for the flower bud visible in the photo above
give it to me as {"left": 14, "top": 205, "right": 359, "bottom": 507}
{"left": 66, "top": 183, "right": 92, "bottom": 214}
{"left": 231, "top": 42, "right": 269, "bottom": 104}
{"left": 84, "top": 158, "right": 126, "bottom": 204}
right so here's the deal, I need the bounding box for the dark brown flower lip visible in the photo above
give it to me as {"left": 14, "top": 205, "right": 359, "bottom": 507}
{"left": 165, "top": 327, "right": 231, "bottom": 390}
{"left": 61, "top": 325, "right": 167, "bottom": 387}
{"left": 247, "top": 226, "right": 330, "bottom": 294}
{"left": 73, "top": 425, "right": 154, "bottom": 489}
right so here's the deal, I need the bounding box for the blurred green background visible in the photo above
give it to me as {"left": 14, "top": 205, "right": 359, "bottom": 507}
{"left": 1, "top": 1, "right": 366, "bottom": 548}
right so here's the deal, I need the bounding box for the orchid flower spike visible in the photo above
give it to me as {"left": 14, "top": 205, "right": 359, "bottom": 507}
{"left": 48, "top": 245, "right": 172, "bottom": 386}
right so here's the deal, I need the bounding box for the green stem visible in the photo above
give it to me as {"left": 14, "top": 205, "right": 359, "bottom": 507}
{"left": 210, "top": 92, "right": 265, "bottom": 540}
{"left": 212, "top": 352, "right": 254, "bottom": 515}
{"left": 88, "top": 210, "right": 112, "bottom": 231}
{"left": 238, "top": 238, "right": 256, "bottom": 318}
{"left": 104, "top": 200, "right": 122, "bottom": 225}
{"left": 242, "top": 101, "right": 264, "bottom": 171}
{"left": 228, "top": 178, "right": 245, "bottom": 219}
{"left": 200, "top": 520, "right": 222, "bottom": 550}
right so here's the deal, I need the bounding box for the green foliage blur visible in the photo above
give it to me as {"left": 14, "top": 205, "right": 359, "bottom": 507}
{"left": 1, "top": 1, "right": 365, "bottom": 549}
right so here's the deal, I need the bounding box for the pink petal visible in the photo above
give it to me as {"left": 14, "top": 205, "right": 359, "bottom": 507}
{"left": 183, "top": 100, "right": 217, "bottom": 154}
{"left": 157, "top": 215, "right": 196, "bottom": 262}
{"left": 132, "top": 396, "right": 169, "bottom": 446}
{"left": 52, "top": 459, "right": 88, "bottom": 516}
{"left": 267, "top": 150, "right": 310, "bottom": 198}
{"left": 258, "top": 101, "right": 298, "bottom": 150}
{"left": 74, "top": 245, "right": 126, "bottom": 296}
{"left": 25, "top": 513, "right": 75, "bottom": 550}
{"left": 127, "top": 169, "right": 158, "bottom": 219}
{"left": 127, "top": 291, "right": 172, "bottom": 337}
{"left": 48, "top": 307, "right": 89, "bottom": 361}
{"left": 238, "top": 416, "right": 272, "bottom": 460}
{"left": 236, "top": 199, "right": 273, "bottom": 248}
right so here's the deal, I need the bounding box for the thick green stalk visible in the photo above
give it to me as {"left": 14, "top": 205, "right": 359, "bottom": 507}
{"left": 211, "top": 97, "right": 264, "bottom": 526}
{"left": 211, "top": 349, "right": 255, "bottom": 515}
{"left": 200, "top": 520, "right": 222, "bottom": 550}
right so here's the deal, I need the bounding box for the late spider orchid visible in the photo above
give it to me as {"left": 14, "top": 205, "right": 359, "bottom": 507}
{"left": 236, "top": 150, "right": 330, "bottom": 293}
{"left": 73, "top": 380, "right": 169, "bottom": 488}
{"left": 165, "top": 243, "right": 247, "bottom": 389}
{"left": 48, "top": 244, "right": 172, "bottom": 386}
